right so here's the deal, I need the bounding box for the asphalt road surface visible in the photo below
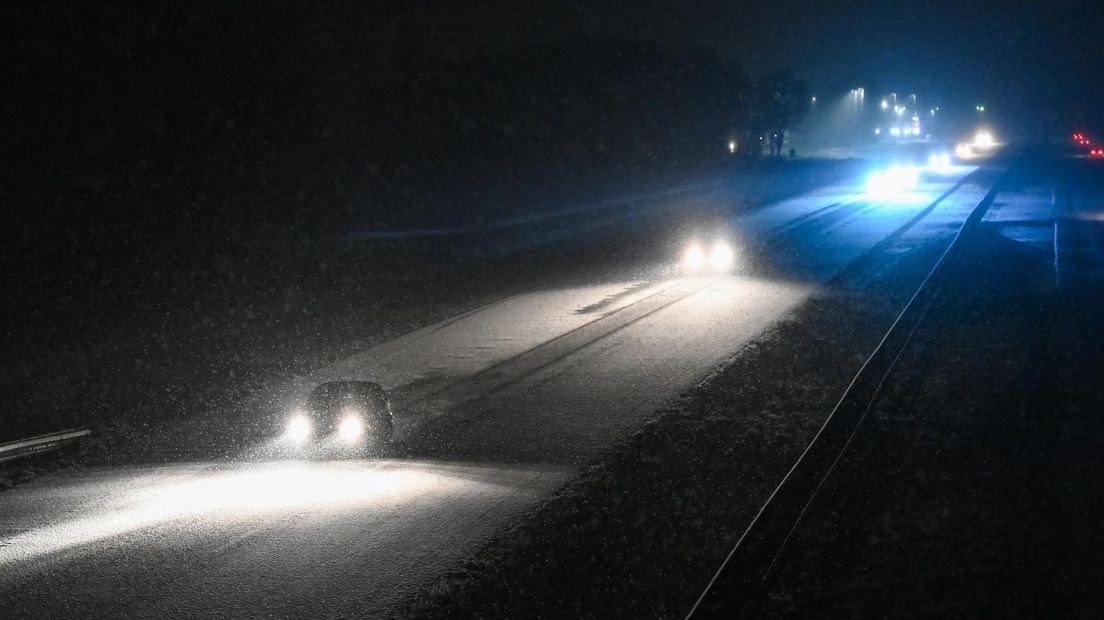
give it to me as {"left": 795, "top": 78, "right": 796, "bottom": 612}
{"left": 0, "top": 163, "right": 994, "bottom": 618}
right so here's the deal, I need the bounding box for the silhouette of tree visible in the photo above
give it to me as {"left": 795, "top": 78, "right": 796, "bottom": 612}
{"left": 739, "top": 70, "right": 809, "bottom": 158}
{"left": 757, "top": 70, "right": 810, "bottom": 158}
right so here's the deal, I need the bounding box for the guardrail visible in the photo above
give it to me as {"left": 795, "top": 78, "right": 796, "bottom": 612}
{"left": 0, "top": 428, "right": 91, "bottom": 464}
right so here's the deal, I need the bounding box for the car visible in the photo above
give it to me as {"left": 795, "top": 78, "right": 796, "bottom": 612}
{"left": 681, "top": 238, "right": 735, "bottom": 273}
{"left": 284, "top": 380, "right": 394, "bottom": 455}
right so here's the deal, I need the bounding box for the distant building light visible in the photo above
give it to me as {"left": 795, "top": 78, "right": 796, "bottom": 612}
{"left": 728, "top": 140, "right": 737, "bottom": 154}
{"left": 875, "top": 127, "right": 881, "bottom": 135}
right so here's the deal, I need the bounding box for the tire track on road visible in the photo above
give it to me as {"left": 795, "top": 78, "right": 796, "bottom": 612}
{"left": 394, "top": 276, "right": 722, "bottom": 438}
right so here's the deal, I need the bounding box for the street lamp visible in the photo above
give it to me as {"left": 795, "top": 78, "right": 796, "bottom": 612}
{"left": 881, "top": 99, "right": 888, "bottom": 110}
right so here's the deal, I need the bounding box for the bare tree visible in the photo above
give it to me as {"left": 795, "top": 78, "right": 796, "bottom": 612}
{"left": 748, "top": 70, "right": 810, "bottom": 158}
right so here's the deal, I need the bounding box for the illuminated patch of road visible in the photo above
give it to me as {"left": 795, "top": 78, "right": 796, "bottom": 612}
{"left": 252, "top": 279, "right": 679, "bottom": 417}
{"left": 0, "top": 461, "right": 566, "bottom": 569}
{"left": 408, "top": 274, "right": 814, "bottom": 464}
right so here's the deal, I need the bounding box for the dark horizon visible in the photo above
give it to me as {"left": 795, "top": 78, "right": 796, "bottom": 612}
{"left": 6, "top": 1, "right": 1104, "bottom": 131}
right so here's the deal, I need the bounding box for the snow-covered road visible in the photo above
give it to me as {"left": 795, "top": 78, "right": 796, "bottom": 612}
{"left": 0, "top": 166, "right": 991, "bottom": 618}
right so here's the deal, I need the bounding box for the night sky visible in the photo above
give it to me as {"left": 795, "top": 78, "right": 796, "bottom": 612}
{"left": 7, "top": 1, "right": 1104, "bottom": 140}
{"left": 373, "top": 0, "right": 1104, "bottom": 131}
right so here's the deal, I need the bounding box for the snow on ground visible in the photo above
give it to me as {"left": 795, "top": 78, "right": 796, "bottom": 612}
{"left": 0, "top": 165, "right": 987, "bottom": 618}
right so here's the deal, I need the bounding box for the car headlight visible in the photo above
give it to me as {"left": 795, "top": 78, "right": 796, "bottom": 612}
{"left": 683, "top": 243, "right": 707, "bottom": 271}
{"left": 973, "top": 130, "right": 994, "bottom": 149}
{"left": 709, "top": 241, "right": 734, "bottom": 271}
{"left": 866, "top": 166, "right": 919, "bottom": 196}
{"left": 928, "top": 153, "right": 951, "bottom": 170}
{"left": 285, "top": 414, "right": 312, "bottom": 442}
{"left": 683, "top": 240, "right": 735, "bottom": 273}
{"left": 338, "top": 412, "right": 364, "bottom": 441}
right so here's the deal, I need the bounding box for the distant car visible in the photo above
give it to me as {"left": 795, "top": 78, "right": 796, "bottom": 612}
{"left": 284, "top": 381, "right": 394, "bottom": 455}
{"left": 681, "top": 239, "right": 735, "bottom": 273}
{"left": 1092, "top": 148, "right": 1104, "bottom": 158}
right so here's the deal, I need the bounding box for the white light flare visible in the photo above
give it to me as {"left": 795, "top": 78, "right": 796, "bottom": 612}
{"left": 927, "top": 152, "right": 952, "bottom": 170}
{"left": 682, "top": 241, "right": 736, "bottom": 274}
{"left": 683, "top": 243, "right": 707, "bottom": 271}
{"left": 285, "top": 414, "right": 312, "bottom": 443}
{"left": 0, "top": 463, "right": 444, "bottom": 565}
{"left": 709, "top": 242, "right": 735, "bottom": 272}
{"left": 866, "top": 166, "right": 920, "bottom": 197}
{"left": 338, "top": 414, "right": 364, "bottom": 442}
